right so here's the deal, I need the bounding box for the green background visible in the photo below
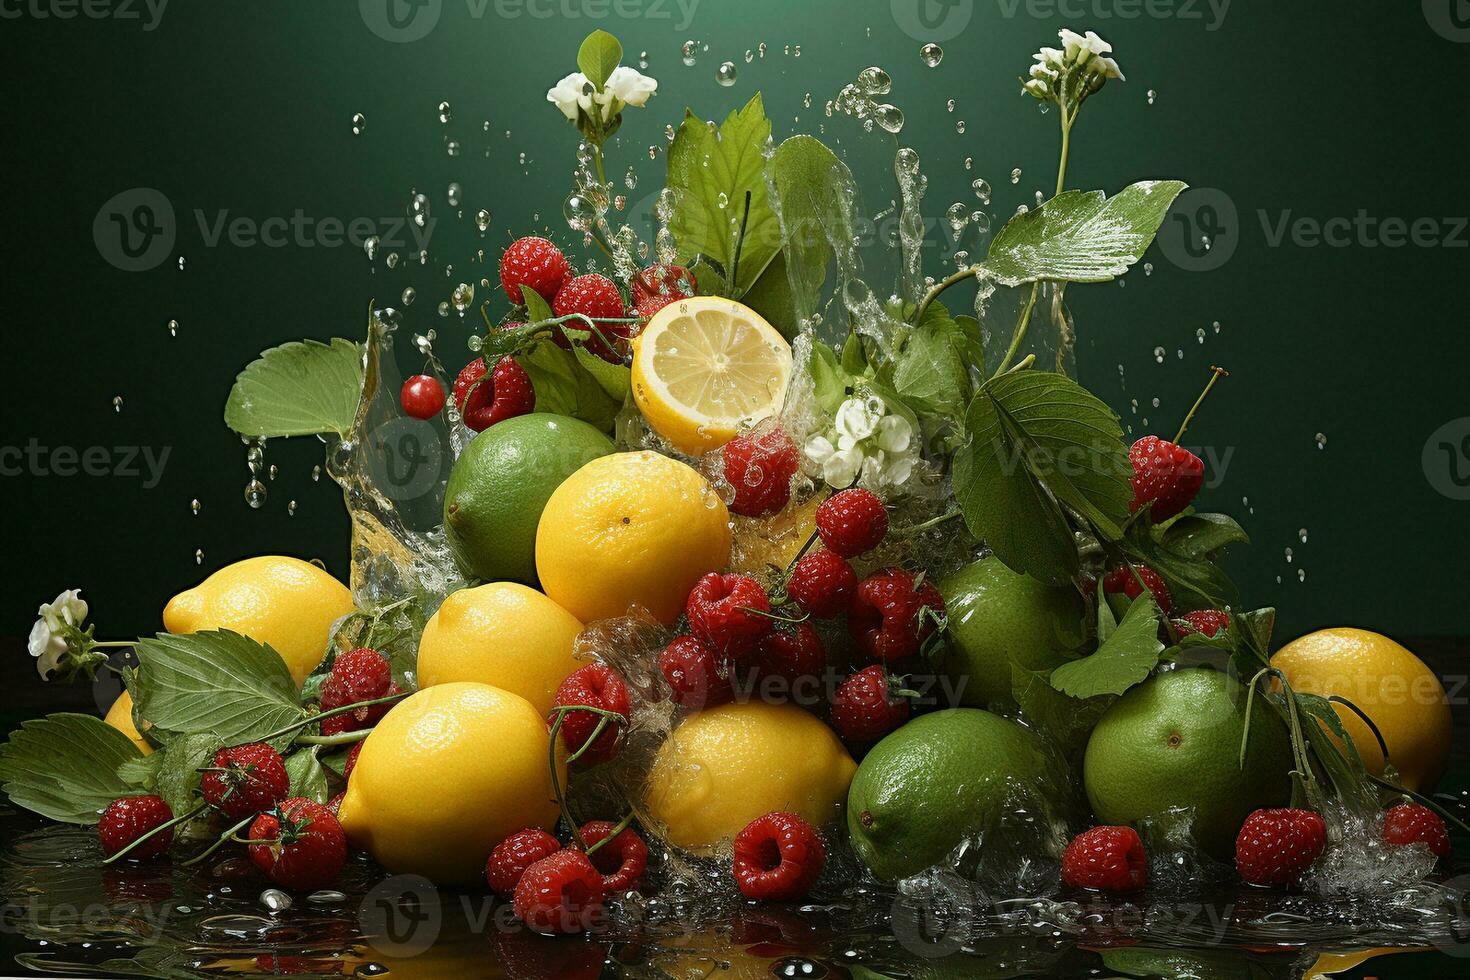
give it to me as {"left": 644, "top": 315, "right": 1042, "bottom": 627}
{"left": 3, "top": 0, "right": 1468, "bottom": 689}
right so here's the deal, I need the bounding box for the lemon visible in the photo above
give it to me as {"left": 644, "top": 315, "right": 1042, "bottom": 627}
{"left": 644, "top": 700, "right": 856, "bottom": 851}
{"left": 337, "top": 682, "right": 563, "bottom": 885}
{"left": 103, "top": 691, "right": 152, "bottom": 756}
{"left": 162, "top": 556, "right": 353, "bottom": 687}
{"left": 631, "top": 296, "right": 792, "bottom": 455}
{"left": 1272, "top": 628, "right": 1452, "bottom": 792}
{"left": 416, "top": 583, "right": 584, "bottom": 715}
{"left": 536, "top": 451, "right": 732, "bottom": 624}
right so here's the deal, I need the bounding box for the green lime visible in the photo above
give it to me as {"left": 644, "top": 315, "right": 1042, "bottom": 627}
{"left": 444, "top": 414, "right": 614, "bottom": 584}
{"left": 846, "top": 709, "right": 1076, "bottom": 882}
{"left": 1083, "top": 667, "right": 1294, "bottom": 858}
{"left": 938, "top": 556, "right": 1087, "bottom": 709}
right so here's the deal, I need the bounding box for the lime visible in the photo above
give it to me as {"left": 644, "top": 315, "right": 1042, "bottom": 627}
{"left": 443, "top": 414, "right": 613, "bottom": 584}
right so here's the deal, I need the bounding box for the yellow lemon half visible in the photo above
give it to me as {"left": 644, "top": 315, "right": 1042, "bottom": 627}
{"left": 535, "top": 451, "right": 732, "bottom": 624}
{"left": 337, "top": 682, "right": 563, "bottom": 885}
{"left": 644, "top": 700, "right": 857, "bottom": 851}
{"left": 416, "top": 582, "right": 583, "bottom": 715}
{"left": 631, "top": 296, "right": 792, "bottom": 455}
{"left": 1272, "top": 627, "right": 1452, "bottom": 792}
{"left": 104, "top": 691, "right": 152, "bottom": 756}
{"left": 163, "top": 555, "right": 353, "bottom": 687}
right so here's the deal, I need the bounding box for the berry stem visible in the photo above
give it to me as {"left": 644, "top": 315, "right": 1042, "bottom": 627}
{"left": 546, "top": 711, "right": 586, "bottom": 851}
{"left": 296, "top": 729, "right": 372, "bottom": 747}
{"left": 255, "top": 692, "right": 409, "bottom": 746}
{"left": 178, "top": 815, "right": 254, "bottom": 867}
{"left": 1172, "top": 365, "right": 1229, "bottom": 445}
{"left": 736, "top": 605, "right": 809, "bottom": 626}
{"left": 583, "top": 811, "right": 636, "bottom": 858}
{"left": 730, "top": 190, "right": 753, "bottom": 295}
{"left": 100, "top": 800, "right": 208, "bottom": 865}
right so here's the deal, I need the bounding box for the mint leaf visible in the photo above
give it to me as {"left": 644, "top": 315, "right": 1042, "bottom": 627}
{"left": 224, "top": 338, "right": 364, "bottom": 438}
{"left": 576, "top": 30, "right": 621, "bottom": 87}
{"left": 1050, "top": 594, "right": 1165, "bottom": 698}
{"left": 892, "top": 301, "right": 969, "bottom": 420}
{"left": 984, "top": 181, "right": 1188, "bottom": 287}
{"left": 0, "top": 713, "right": 144, "bottom": 824}
{"left": 284, "top": 746, "right": 331, "bottom": 804}
{"left": 152, "top": 732, "right": 220, "bottom": 837}
{"left": 518, "top": 341, "right": 619, "bottom": 432}
{"left": 766, "top": 135, "right": 850, "bottom": 318}
{"left": 1161, "top": 512, "right": 1250, "bottom": 558}
{"left": 133, "top": 630, "right": 305, "bottom": 752}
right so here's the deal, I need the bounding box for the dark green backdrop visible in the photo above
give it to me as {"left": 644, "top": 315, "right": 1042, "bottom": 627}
{"left": 4, "top": 0, "right": 1468, "bottom": 707}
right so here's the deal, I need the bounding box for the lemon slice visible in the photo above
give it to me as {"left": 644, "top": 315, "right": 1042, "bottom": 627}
{"left": 631, "top": 296, "right": 792, "bottom": 455}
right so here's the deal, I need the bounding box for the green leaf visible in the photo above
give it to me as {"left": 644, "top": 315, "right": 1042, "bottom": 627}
{"left": 892, "top": 301, "right": 969, "bottom": 421}
{"left": 1011, "top": 663, "right": 1112, "bottom": 760}
{"left": 666, "top": 95, "right": 779, "bottom": 293}
{"left": 572, "top": 346, "right": 632, "bottom": 403}
{"left": 984, "top": 181, "right": 1189, "bottom": 287}
{"left": 1050, "top": 594, "right": 1166, "bottom": 698}
{"left": 576, "top": 29, "right": 621, "bottom": 87}
{"left": 284, "top": 747, "right": 331, "bottom": 804}
{"left": 519, "top": 284, "right": 554, "bottom": 324}
{"left": 808, "top": 341, "right": 847, "bottom": 415}
{"left": 224, "top": 338, "right": 364, "bottom": 439}
{"left": 152, "top": 733, "right": 221, "bottom": 835}
{"left": 840, "top": 332, "right": 868, "bottom": 375}
{"left": 0, "top": 714, "right": 144, "bottom": 824}
{"left": 1122, "top": 520, "right": 1241, "bottom": 612}
{"left": 739, "top": 250, "right": 800, "bottom": 339}
{"left": 1161, "top": 512, "right": 1251, "bottom": 558}
{"left": 689, "top": 257, "right": 727, "bottom": 297}
{"left": 133, "top": 630, "right": 305, "bottom": 752}
{"left": 766, "top": 135, "right": 848, "bottom": 317}
{"left": 518, "top": 341, "right": 620, "bottom": 432}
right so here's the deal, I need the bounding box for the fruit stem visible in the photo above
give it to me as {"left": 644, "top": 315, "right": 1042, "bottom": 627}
{"left": 1238, "top": 667, "right": 1272, "bottom": 770}
{"left": 100, "top": 800, "right": 208, "bottom": 864}
{"left": 730, "top": 190, "right": 753, "bottom": 295}
{"left": 1365, "top": 772, "right": 1470, "bottom": 836}
{"left": 898, "top": 508, "right": 964, "bottom": 536}
{"left": 546, "top": 711, "right": 586, "bottom": 851}
{"left": 1172, "top": 365, "right": 1229, "bottom": 445}
{"left": 736, "top": 605, "right": 809, "bottom": 626}
{"left": 179, "top": 815, "right": 254, "bottom": 867}
{"left": 911, "top": 264, "right": 982, "bottom": 326}
{"left": 296, "top": 729, "right": 371, "bottom": 747}
{"left": 583, "top": 811, "right": 636, "bottom": 858}
{"left": 256, "top": 692, "right": 409, "bottom": 746}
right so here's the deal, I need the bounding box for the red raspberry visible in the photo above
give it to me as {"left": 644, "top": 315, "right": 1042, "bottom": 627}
{"left": 399, "top": 374, "right": 446, "bottom": 420}
{"left": 1175, "top": 609, "right": 1230, "bottom": 638}
{"left": 1061, "top": 825, "right": 1149, "bottom": 893}
{"left": 550, "top": 663, "right": 631, "bottom": 766}
{"left": 513, "top": 849, "right": 605, "bottom": 934}
{"left": 815, "top": 488, "right": 889, "bottom": 558}
{"left": 830, "top": 666, "right": 910, "bottom": 743}
{"left": 579, "top": 820, "right": 649, "bottom": 892}
{"left": 1102, "top": 565, "right": 1175, "bottom": 617}
{"left": 98, "top": 795, "right": 174, "bottom": 859}
{"left": 722, "top": 427, "right": 799, "bottom": 517}
{"left": 342, "top": 741, "right": 363, "bottom": 782}
{"left": 746, "top": 623, "right": 826, "bottom": 693}
{"left": 1235, "top": 808, "right": 1327, "bottom": 887}
{"left": 319, "top": 648, "right": 398, "bottom": 736}
{"left": 326, "top": 792, "right": 344, "bottom": 817}
{"left": 658, "top": 635, "right": 733, "bottom": 710}
{"left": 786, "top": 550, "right": 858, "bottom": 619}
{"left": 732, "top": 811, "right": 826, "bottom": 901}
{"left": 1129, "top": 435, "right": 1204, "bottom": 522}
{"left": 453, "top": 356, "right": 536, "bottom": 433}
{"left": 247, "top": 798, "right": 348, "bottom": 891}
{"left": 500, "top": 236, "right": 570, "bottom": 304}
{"left": 1382, "top": 804, "right": 1451, "bottom": 857}
{"left": 631, "top": 263, "right": 696, "bottom": 321}
{"left": 199, "top": 743, "right": 290, "bottom": 820}
{"left": 489, "top": 930, "right": 605, "bottom": 980}
{"left": 486, "top": 828, "right": 563, "bottom": 897}
{"left": 685, "top": 573, "right": 772, "bottom": 657}
{"left": 848, "top": 568, "right": 945, "bottom": 663}
{"left": 552, "top": 273, "right": 628, "bottom": 363}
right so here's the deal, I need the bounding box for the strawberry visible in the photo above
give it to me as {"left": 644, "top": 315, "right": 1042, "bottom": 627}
{"left": 848, "top": 568, "right": 945, "bottom": 663}
{"left": 830, "top": 666, "right": 910, "bottom": 743}
{"left": 722, "top": 427, "right": 799, "bottom": 517}
{"left": 1382, "top": 803, "right": 1451, "bottom": 857}
{"left": 452, "top": 356, "right": 536, "bottom": 433}
{"left": 247, "top": 798, "right": 347, "bottom": 891}
{"left": 98, "top": 795, "right": 174, "bottom": 859}
{"left": 1174, "top": 609, "right": 1230, "bottom": 638}
{"left": 732, "top": 811, "right": 826, "bottom": 901}
{"left": 550, "top": 663, "right": 631, "bottom": 766}
{"left": 1061, "top": 825, "right": 1148, "bottom": 893}
{"left": 786, "top": 550, "right": 858, "bottom": 619}
{"left": 500, "top": 236, "right": 570, "bottom": 304}
{"left": 815, "top": 488, "right": 889, "bottom": 558}
{"left": 747, "top": 622, "right": 826, "bottom": 693}
{"left": 552, "top": 273, "right": 628, "bottom": 362}
{"left": 1128, "top": 435, "right": 1204, "bottom": 521}
{"left": 1235, "top": 808, "right": 1327, "bottom": 887}
{"left": 1101, "top": 565, "right": 1175, "bottom": 617}
{"left": 658, "top": 635, "right": 733, "bottom": 710}
{"left": 685, "top": 573, "right": 772, "bottom": 657}
{"left": 513, "top": 849, "right": 605, "bottom": 934}
{"left": 631, "top": 263, "right": 696, "bottom": 321}
{"left": 578, "top": 820, "right": 649, "bottom": 892}
{"left": 486, "top": 828, "right": 563, "bottom": 897}
{"left": 199, "top": 743, "right": 290, "bottom": 820}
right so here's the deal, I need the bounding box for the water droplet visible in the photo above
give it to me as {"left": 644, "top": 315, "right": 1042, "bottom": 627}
{"left": 856, "top": 67, "right": 891, "bottom": 96}
{"left": 177, "top": 255, "right": 186, "bottom": 271}
{"left": 112, "top": 395, "right": 123, "bottom": 412}
{"left": 475, "top": 208, "right": 492, "bottom": 233}
{"left": 1298, "top": 528, "right": 1308, "bottom": 543}
{"left": 919, "top": 42, "right": 943, "bottom": 68}
{"left": 260, "top": 889, "right": 292, "bottom": 913}
{"left": 437, "top": 100, "right": 451, "bottom": 124}
{"left": 311, "top": 465, "right": 321, "bottom": 482}
{"left": 1212, "top": 320, "right": 1222, "bottom": 334}
{"left": 1147, "top": 89, "right": 1157, "bottom": 105}
{"left": 971, "top": 178, "right": 992, "bottom": 205}
{"left": 350, "top": 112, "right": 365, "bottom": 135}
{"left": 1314, "top": 432, "right": 1327, "bottom": 449}
{"left": 873, "top": 104, "right": 904, "bottom": 133}
{"left": 446, "top": 182, "right": 462, "bottom": 207}
{"left": 287, "top": 499, "right": 298, "bottom": 517}
{"left": 1153, "top": 346, "right": 1165, "bottom": 363}
{"left": 363, "top": 236, "right": 378, "bottom": 261}
{"left": 452, "top": 282, "right": 474, "bottom": 312}
{"left": 244, "top": 479, "right": 267, "bottom": 509}
{"left": 445, "top": 139, "right": 461, "bottom": 158}
{"left": 963, "top": 156, "right": 973, "bottom": 170}
{"left": 437, "top": 301, "right": 450, "bottom": 318}
{"left": 195, "top": 548, "right": 204, "bottom": 565}
{"left": 385, "top": 252, "right": 399, "bottom": 269}
{"left": 681, "top": 39, "right": 698, "bottom": 66}
{"left": 895, "top": 146, "right": 920, "bottom": 175}
{"left": 946, "top": 99, "right": 955, "bottom": 112}
{"left": 1285, "top": 547, "right": 1294, "bottom": 564}
{"left": 716, "top": 61, "right": 737, "bottom": 86}
{"left": 166, "top": 318, "right": 178, "bottom": 337}
{"left": 1297, "top": 568, "right": 1307, "bottom": 583}
{"left": 955, "top": 119, "right": 966, "bottom": 134}
{"left": 1196, "top": 327, "right": 1206, "bottom": 344}
{"left": 1010, "top": 168, "right": 1022, "bottom": 185}
{"left": 401, "top": 286, "right": 416, "bottom": 306}
{"left": 190, "top": 499, "right": 201, "bottom": 515}
{"left": 1144, "top": 262, "right": 1154, "bottom": 276}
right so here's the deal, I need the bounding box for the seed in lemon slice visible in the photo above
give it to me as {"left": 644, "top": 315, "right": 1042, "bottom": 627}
{"left": 631, "top": 296, "right": 791, "bottom": 455}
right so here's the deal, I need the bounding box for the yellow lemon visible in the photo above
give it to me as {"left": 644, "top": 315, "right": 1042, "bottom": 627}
{"left": 103, "top": 691, "right": 152, "bottom": 756}
{"left": 416, "top": 583, "right": 583, "bottom": 715}
{"left": 644, "top": 700, "right": 856, "bottom": 851}
{"left": 163, "top": 556, "right": 353, "bottom": 686}
{"left": 1272, "top": 628, "right": 1452, "bottom": 792}
{"left": 535, "top": 451, "right": 732, "bottom": 624}
{"left": 337, "top": 682, "right": 563, "bottom": 885}
{"left": 631, "top": 296, "right": 792, "bottom": 455}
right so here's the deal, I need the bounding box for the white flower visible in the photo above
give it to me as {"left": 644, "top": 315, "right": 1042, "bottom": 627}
{"left": 603, "top": 66, "right": 657, "bottom": 108}
{"left": 1059, "top": 28, "right": 1112, "bottom": 60}
{"left": 1023, "top": 78, "right": 1051, "bottom": 100}
{"left": 29, "top": 589, "right": 86, "bottom": 680}
{"left": 1097, "top": 56, "right": 1125, "bottom": 81}
{"left": 1033, "top": 46, "right": 1065, "bottom": 69}
{"left": 803, "top": 434, "right": 863, "bottom": 487}
{"left": 835, "top": 397, "right": 882, "bottom": 443}
{"left": 547, "top": 71, "right": 596, "bottom": 122}
{"left": 1029, "top": 62, "right": 1058, "bottom": 81}
{"left": 803, "top": 393, "right": 921, "bottom": 492}
{"left": 28, "top": 619, "right": 65, "bottom": 679}
{"left": 875, "top": 415, "right": 912, "bottom": 454}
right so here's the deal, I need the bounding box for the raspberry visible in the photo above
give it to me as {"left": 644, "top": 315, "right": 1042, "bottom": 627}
{"left": 830, "top": 666, "right": 910, "bottom": 743}
{"left": 1175, "top": 609, "right": 1230, "bottom": 638}
{"left": 1234, "top": 808, "right": 1327, "bottom": 887}
{"left": 848, "top": 568, "right": 945, "bottom": 663}
{"left": 200, "top": 743, "right": 290, "bottom": 820}
{"left": 550, "top": 663, "right": 631, "bottom": 766}
{"left": 319, "top": 647, "right": 398, "bottom": 736}
{"left": 500, "top": 236, "right": 570, "bottom": 304}
{"left": 486, "top": 828, "right": 563, "bottom": 897}
{"left": 453, "top": 356, "right": 536, "bottom": 433}
{"left": 513, "top": 849, "right": 605, "bottom": 934}
{"left": 98, "top": 795, "right": 174, "bottom": 859}
{"left": 658, "top": 635, "right": 733, "bottom": 710}
{"left": 1382, "top": 804, "right": 1451, "bottom": 857}
{"left": 579, "top": 820, "right": 649, "bottom": 892}
{"left": 746, "top": 622, "right": 827, "bottom": 693}
{"left": 552, "top": 273, "right": 628, "bottom": 362}
{"left": 1061, "top": 825, "right": 1148, "bottom": 893}
{"left": 1129, "top": 435, "right": 1204, "bottom": 522}
{"left": 631, "top": 263, "right": 696, "bottom": 321}
{"left": 722, "top": 427, "right": 799, "bottom": 517}
{"left": 815, "top": 488, "right": 889, "bottom": 558}
{"left": 685, "top": 573, "right": 772, "bottom": 657}
{"left": 399, "top": 374, "right": 446, "bottom": 420}
{"left": 1102, "top": 565, "right": 1175, "bottom": 617}
{"left": 732, "top": 811, "right": 826, "bottom": 901}
{"left": 247, "top": 798, "right": 348, "bottom": 891}
{"left": 786, "top": 550, "right": 858, "bottom": 619}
